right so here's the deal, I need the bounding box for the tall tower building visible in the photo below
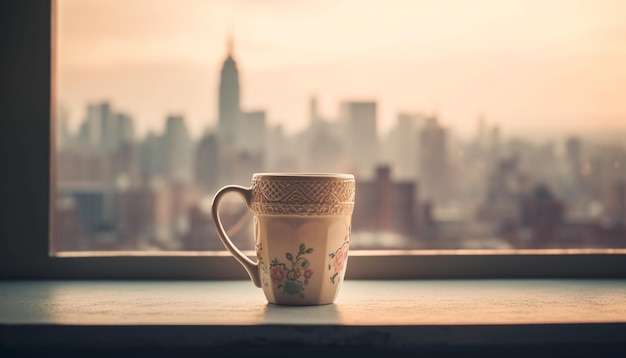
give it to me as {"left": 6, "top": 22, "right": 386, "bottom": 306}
{"left": 390, "top": 113, "right": 424, "bottom": 180}
{"left": 419, "top": 116, "right": 449, "bottom": 203}
{"left": 340, "top": 101, "right": 378, "bottom": 178}
{"left": 163, "top": 115, "right": 193, "bottom": 183}
{"left": 218, "top": 34, "right": 241, "bottom": 147}
{"left": 79, "top": 102, "right": 111, "bottom": 149}
{"left": 238, "top": 110, "right": 266, "bottom": 155}
{"left": 194, "top": 133, "right": 220, "bottom": 193}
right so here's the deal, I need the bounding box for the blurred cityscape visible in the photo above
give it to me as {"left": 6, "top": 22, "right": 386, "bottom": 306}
{"left": 54, "top": 38, "right": 626, "bottom": 252}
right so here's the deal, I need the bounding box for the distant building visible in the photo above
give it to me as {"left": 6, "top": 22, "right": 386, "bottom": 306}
{"left": 139, "top": 131, "right": 166, "bottom": 181}
{"left": 266, "top": 124, "right": 299, "bottom": 173}
{"left": 387, "top": 112, "right": 425, "bottom": 180}
{"left": 307, "top": 124, "right": 345, "bottom": 173}
{"left": 478, "top": 156, "right": 523, "bottom": 223}
{"left": 109, "top": 142, "right": 140, "bottom": 187}
{"left": 215, "top": 34, "right": 270, "bottom": 187}
{"left": 115, "top": 184, "right": 172, "bottom": 247}
{"left": 607, "top": 180, "right": 626, "bottom": 226}
{"left": 57, "top": 147, "right": 105, "bottom": 183}
{"left": 340, "top": 101, "right": 378, "bottom": 178}
{"left": 57, "top": 183, "right": 116, "bottom": 248}
{"left": 63, "top": 102, "right": 138, "bottom": 186}
{"left": 54, "top": 196, "right": 83, "bottom": 251}
{"left": 352, "top": 165, "right": 419, "bottom": 236}
{"left": 184, "top": 200, "right": 253, "bottom": 251}
{"left": 194, "top": 133, "right": 220, "bottom": 193}
{"left": 237, "top": 110, "right": 266, "bottom": 155}
{"left": 520, "top": 184, "right": 565, "bottom": 245}
{"left": 181, "top": 205, "right": 220, "bottom": 250}
{"left": 302, "top": 96, "right": 346, "bottom": 173}
{"left": 218, "top": 34, "right": 241, "bottom": 148}
{"left": 77, "top": 102, "right": 135, "bottom": 154}
{"left": 163, "top": 115, "right": 193, "bottom": 183}
{"left": 566, "top": 137, "right": 583, "bottom": 180}
{"left": 233, "top": 150, "right": 264, "bottom": 186}
{"left": 78, "top": 102, "right": 110, "bottom": 148}
{"left": 113, "top": 112, "right": 135, "bottom": 148}
{"left": 418, "top": 116, "right": 449, "bottom": 202}
{"left": 168, "top": 181, "right": 203, "bottom": 236}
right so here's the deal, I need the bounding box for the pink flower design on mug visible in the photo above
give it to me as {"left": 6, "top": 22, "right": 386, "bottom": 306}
{"left": 270, "top": 266, "right": 286, "bottom": 283}
{"left": 328, "top": 234, "right": 350, "bottom": 284}
{"left": 333, "top": 246, "right": 348, "bottom": 272}
{"left": 304, "top": 269, "right": 313, "bottom": 279}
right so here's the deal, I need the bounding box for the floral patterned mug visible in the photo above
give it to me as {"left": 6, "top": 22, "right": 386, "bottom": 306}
{"left": 211, "top": 173, "right": 355, "bottom": 305}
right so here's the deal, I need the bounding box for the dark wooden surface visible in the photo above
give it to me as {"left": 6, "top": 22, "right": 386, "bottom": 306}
{"left": 1, "top": 280, "right": 626, "bottom": 357}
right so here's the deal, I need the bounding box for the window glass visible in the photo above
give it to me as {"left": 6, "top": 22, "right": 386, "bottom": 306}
{"left": 54, "top": 0, "right": 626, "bottom": 252}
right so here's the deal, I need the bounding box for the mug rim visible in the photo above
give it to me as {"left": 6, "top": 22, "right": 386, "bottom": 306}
{"left": 252, "top": 173, "right": 354, "bottom": 181}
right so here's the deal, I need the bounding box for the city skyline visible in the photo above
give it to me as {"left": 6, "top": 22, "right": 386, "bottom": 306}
{"left": 55, "top": 94, "right": 626, "bottom": 252}
{"left": 57, "top": 0, "right": 626, "bottom": 140}
{"left": 54, "top": 36, "right": 626, "bottom": 252}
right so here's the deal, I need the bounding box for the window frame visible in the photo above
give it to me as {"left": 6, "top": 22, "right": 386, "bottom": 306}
{"left": 1, "top": 0, "right": 625, "bottom": 280}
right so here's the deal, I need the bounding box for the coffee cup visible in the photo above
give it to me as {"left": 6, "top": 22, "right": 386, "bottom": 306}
{"left": 211, "top": 173, "right": 355, "bottom": 305}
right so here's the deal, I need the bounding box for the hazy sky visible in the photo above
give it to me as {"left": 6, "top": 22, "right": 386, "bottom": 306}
{"left": 57, "top": 0, "right": 626, "bottom": 140}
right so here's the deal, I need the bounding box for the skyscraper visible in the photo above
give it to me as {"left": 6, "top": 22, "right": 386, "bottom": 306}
{"left": 79, "top": 102, "right": 111, "bottom": 149}
{"left": 388, "top": 113, "right": 425, "bottom": 180}
{"left": 237, "top": 110, "right": 266, "bottom": 155}
{"left": 419, "top": 116, "right": 449, "bottom": 203}
{"left": 163, "top": 115, "right": 193, "bottom": 183}
{"left": 194, "top": 133, "right": 220, "bottom": 193}
{"left": 340, "top": 101, "right": 378, "bottom": 178}
{"left": 218, "top": 34, "right": 241, "bottom": 147}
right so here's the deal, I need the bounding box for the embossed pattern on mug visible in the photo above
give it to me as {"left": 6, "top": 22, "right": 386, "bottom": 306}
{"left": 250, "top": 178, "right": 355, "bottom": 216}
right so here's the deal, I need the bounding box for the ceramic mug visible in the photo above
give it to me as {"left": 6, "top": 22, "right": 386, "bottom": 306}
{"left": 211, "top": 173, "right": 356, "bottom": 305}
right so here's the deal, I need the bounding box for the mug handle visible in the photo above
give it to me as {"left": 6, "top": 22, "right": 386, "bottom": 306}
{"left": 211, "top": 185, "right": 261, "bottom": 288}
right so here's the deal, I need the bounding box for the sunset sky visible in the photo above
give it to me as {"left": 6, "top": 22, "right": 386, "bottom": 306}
{"left": 57, "top": 0, "right": 626, "bottom": 140}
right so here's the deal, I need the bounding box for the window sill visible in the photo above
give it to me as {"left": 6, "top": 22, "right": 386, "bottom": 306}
{"left": 1, "top": 279, "right": 626, "bottom": 356}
